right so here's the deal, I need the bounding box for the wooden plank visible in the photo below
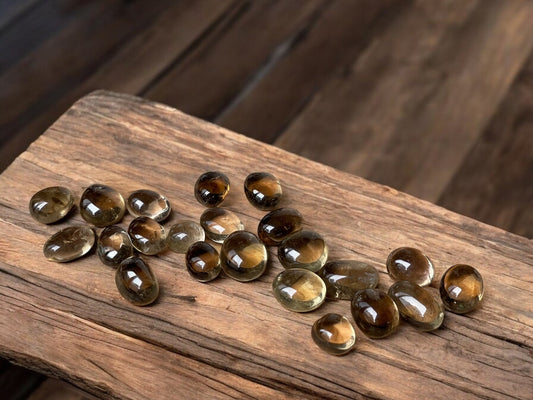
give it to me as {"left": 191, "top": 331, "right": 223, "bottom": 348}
{"left": 27, "top": 379, "right": 98, "bottom": 400}
{"left": 0, "top": 91, "right": 531, "bottom": 399}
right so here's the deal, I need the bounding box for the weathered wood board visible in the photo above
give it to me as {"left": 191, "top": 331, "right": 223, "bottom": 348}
{"left": 0, "top": 91, "right": 531, "bottom": 399}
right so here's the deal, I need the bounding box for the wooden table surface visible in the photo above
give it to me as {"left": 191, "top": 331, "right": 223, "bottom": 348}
{"left": 0, "top": 91, "right": 531, "bottom": 399}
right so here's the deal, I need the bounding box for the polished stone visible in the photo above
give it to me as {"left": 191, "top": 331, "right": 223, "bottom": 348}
{"left": 80, "top": 184, "right": 125, "bottom": 227}
{"left": 200, "top": 208, "right": 244, "bottom": 243}
{"left": 29, "top": 186, "right": 74, "bottom": 224}
{"left": 194, "top": 171, "right": 230, "bottom": 207}
{"left": 97, "top": 225, "right": 134, "bottom": 267}
{"left": 278, "top": 230, "right": 328, "bottom": 272}
{"left": 272, "top": 268, "right": 326, "bottom": 312}
{"left": 186, "top": 241, "right": 221, "bottom": 282}
{"left": 43, "top": 226, "right": 95, "bottom": 262}
{"left": 220, "top": 231, "right": 267, "bottom": 282}
{"left": 126, "top": 189, "right": 171, "bottom": 222}
{"left": 115, "top": 256, "right": 159, "bottom": 306}
{"left": 128, "top": 216, "right": 166, "bottom": 255}
{"left": 311, "top": 313, "right": 356, "bottom": 356}
{"left": 351, "top": 288, "right": 399, "bottom": 339}
{"left": 318, "top": 260, "right": 379, "bottom": 300}
{"left": 440, "top": 264, "right": 484, "bottom": 314}
{"left": 244, "top": 172, "right": 282, "bottom": 210}
{"left": 257, "top": 208, "right": 303, "bottom": 246}
{"left": 166, "top": 220, "right": 205, "bottom": 253}
{"left": 389, "top": 281, "right": 444, "bottom": 331}
{"left": 386, "top": 247, "right": 434, "bottom": 286}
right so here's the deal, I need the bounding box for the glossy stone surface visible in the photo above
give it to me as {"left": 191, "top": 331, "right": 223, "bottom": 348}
{"left": 166, "top": 220, "right": 205, "bottom": 253}
{"left": 97, "top": 225, "right": 134, "bottom": 267}
{"left": 80, "top": 184, "right": 125, "bottom": 227}
{"left": 126, "top": 189, "right": 171, "bottom": 222}
{"left": 220, "top": 231, "right": 267, "bottom": 282}
{"left": 311, "top": 314, "right": 356, "bottom": 356}
{"left": 278, "top": 230, "right": 328, "bottom": 272}
{"left": 244, "top": 172, "right": 282, "bottom": 210}
{"left": 115, "top": 256, "right": 159, "bottom": 306}
{"left": 186, "top": 242, "right": 221, "bottom": 282}
{"left": 440, "top": 264, "right": 484, "bottom": 314}
{"left": 272, "top": 268, "right": 326, "bottom": 312}
{"left": 351, "top": 288, "right": 400, "bottom": 339}
{"left": 257, "top": 208, "right": 303, "bottom": 246}
{"left": 318, "top": 260, "right": 379, "bottom": 300}
{"left": 194, "top": 171, "right": 230, "bottom": 207}
{"left": 388, "top": 281, "right": 444, "bottom": 331}
{"left": 128, "top": 216, "right": 166, "bottom": 255}
{"left": 43, "top": 226, "right": 95, "bottom": 262}
{"left": 386, "top": 247, "right": 435, "bottom": 286}
{"left": 200, "top": 208, "right": 244, "bottom": 243}
{"left": 29, "top": 186, "right": 74, "bottom": 224}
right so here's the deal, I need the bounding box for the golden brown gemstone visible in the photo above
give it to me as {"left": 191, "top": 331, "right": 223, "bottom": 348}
{"left": 440, "top": 264, "right": 484, "bottom": 314}
{"left": 115, "top": 256, "right": 159, "bottom": 306}
{"left": 29, "top": 186, "right": 74, "bottom": 224}
{"left": 194, "top": 171, "right": 230, "bottom": 207}
{"left": 200, "top": 208, "right": 244, "bottom": 243}
{"left": 80, "top": 184, "right": 125, "bottom": 227}
{"left": 97, "top": 225, "right": 134, "bottom": 267}
{"left": 272, "top": 268, "right": 326, "bottom": 312}
{"left": 128, "top": 216, "right": 166, "bottom": 255}
{"left": 244, "top": 172, "right": 282, "bottom": 210}
{"left": 166, "top": 220, "right": 205, "bottom": 253}
{"left": 220, "top": 231, "right": 267, "bottom": 282}
{"left": 311, "top": 314, "right": 356, "bottom": 356}
{"left": 257, "top": 208, "right": 303, "bottom": 246}
{"left": 43, "top": 226, "right": 95, "bottom": 262}
{"left": 126, "top": 189, "right": 171, "bottom": 222}
{"left": 278, "top": 230, "right": 328, "bottom": 272}
{"left": 386, "top": 247, "right": 434, "bottom": 286}
{"left": 186, "top": 241, "right": 221, "bottom": 282}
{"left": 388, "top": 281, "right": 444, "bottom": 331}
{"left": 351, "top": 288, "right": 399, "bottom": 339}
{"left": 319, "top": 260, "right": 379, "bottom": 300}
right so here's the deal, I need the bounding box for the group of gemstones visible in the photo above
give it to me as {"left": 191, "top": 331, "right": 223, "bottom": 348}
{"left": 29, "top": 171, "right": 484, "bottom": 356}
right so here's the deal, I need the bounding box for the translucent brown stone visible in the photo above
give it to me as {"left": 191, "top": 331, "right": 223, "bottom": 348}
{"left": 386, "top": 247, "right": 434, "bottom": 286}
{"left": 311, "top": 314, "right": 356, "bottom": 356}
{"left": 128, "top": 216, "right": 166, "bottom": 255}
{"left": 166, "top": 220, "right": 205, "bottom": 253}
{"left": 194, "top": 171, "right": 230, "bottom": 207}
{"left": 29, "top": 186, "right": 74, "bottom": 224}
{"left": 351, "top": 288, "right": 400, "bottom": 339}
{"left": 115, "top": 256, "right": 159, "bottom": 306}
{"left": 200, "top": 208, "right": 244, "bottom": 243}
{"left": 278, "top": 230, "right": 328, "bottom": 272}
{"left": 257, "top": 208, "right": 303, "bottom": 246}
{"left": 318, "top": 260, "right": 379, "bottom": 300}
{"left": 244, "top": 172, "right": 282, "bottom": 210}
{"left": 97, "top": 225, "right": 134, "bottom": 267}
{"left": 388, "top": 281, "right": 444, "bottom": 331}
{"left": 272, "top": 268, "right": 326, "bottom": 312}
{"left": 440, "top": 264, "right": 484, "bottom": 314}
{"left": 186, "top": 242, "right": 221, "bottom": 282}
{"left": 220, "top": 231, "right": 267, "bottom": 282}
{"left": 80, "top": 183, "right": 125, "bottom": 227}
{"left": 126, "top": 189, "right": 171, "bottom": 222}
{"left": 43, "top": 226, "right": 95, "bottom": 262}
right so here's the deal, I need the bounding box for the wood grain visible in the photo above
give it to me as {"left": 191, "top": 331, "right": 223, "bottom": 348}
{"left": 0, "top": 91, "right": 531, "bottom": 399}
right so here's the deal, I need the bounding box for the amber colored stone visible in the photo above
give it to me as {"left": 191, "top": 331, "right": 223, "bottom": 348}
{"left": 126, "top": 189, "right": 171, "bottom": 222}
{"left": 97, "top": 225, "right": 134, "bottom": 267}
{"left": 200, "top": 208, "right": 244, "bottom": 243}
{"left": 80, "top": 184, "right": 125, "bottom": 227}
{"left": 272, "top": 268, "right": 326, "bottom": 312}
{"left": 386, "top": 247, "right": 434, "bottom": 286}
{"left": 115, "top": 256, "right": 159, "bottom": 306}
{"left": 220, "top": 231, "right": 267, "bottom": 282}
{"left": 319, "top": 260, "right": 379, "bottom": 300}
{"left": 128, "top": 216, "right": 166, "bottom": 255}
{"left": 257, "top": 208, "right": 303, "bottom": 246}
{"left": 29, "top": 186, "right": 74, "bottom": 224}
{"left": 389, "top": 281, "right": 444, "bottom": 331}
{"left": 278, "top": 230, "right": 328, "bottom": 272}
{"left": 311, "top": 314, "right": 356, "bottom": 356}
{"left": 166, "top": 220, "right": 205, "bottom": 253}
{"left": 186, "top": 242, "right": 221, "bottom": 282}
{"left": 351, "top": 288, "right": 399, "bottom": 339}
{"left": 440, "top": 264, "right": 484, "bottom": 314}
{"left": 194, "top": 171, "right": 230, "bottom": 207}
{"left": 43, "top": 226, "right": 95, "bottom": 262}
{"left": 244, "top": 172, "right": 282, "bottom": 210}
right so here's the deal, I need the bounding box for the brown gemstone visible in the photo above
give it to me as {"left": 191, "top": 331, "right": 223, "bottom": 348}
{"left": 351, "top": 288, "right": 400, "bottom": 339}
{"left": 186, "top": 241, "right": 221, "bottom": 282}
{"left": 386, "top": 247, "right": 434, "bottom": 286}
{"left": 43, "top": 226, "right": 95, "bottom": 262}
{"left": 278, "top": 230, "right": 328, "bottom": 272}
{"left": 318, "top": 260, "right": 379, "bottom": 300}
{"left": 128, "top": 216, "right": 166, "bottom": 255}
{"left": 97, "top": 225, "right": 134, "bottom": 267}
{"left": 194, "top": 171, "right": 230, "bottom": 207}
{"left": 115, "top": 256, "right": 159, "bottom": 306}
{"left": 166, "top": 220, "right": 205, "bottom": 253}
{"left": 272, "top": 268, "right": 326, "bottom": 312}
{"left": 29, "top": 186, "right": 74, "bottom": 224}
{"left": 244, "top": 172, "right": 282, "bottom": 210}
{"left": 220, "top": 231, "right": 267, "bottom": 282}
{"left": 257, "top": 208, "right": 303, "bottom": 246}
{"left": 80, "top": 184, "right": 125, "bottom": 227}
{"left": 311, "top": 313, "right": 356, "bottom": 356}
{"left": 126, "top": 189, "right": 171, "bottom": 222}
{"left": 440, "top": 264, "right": 484, "bottom": 314}
{"left": 200, "top": 208, "right": 243, "bottom": 243}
